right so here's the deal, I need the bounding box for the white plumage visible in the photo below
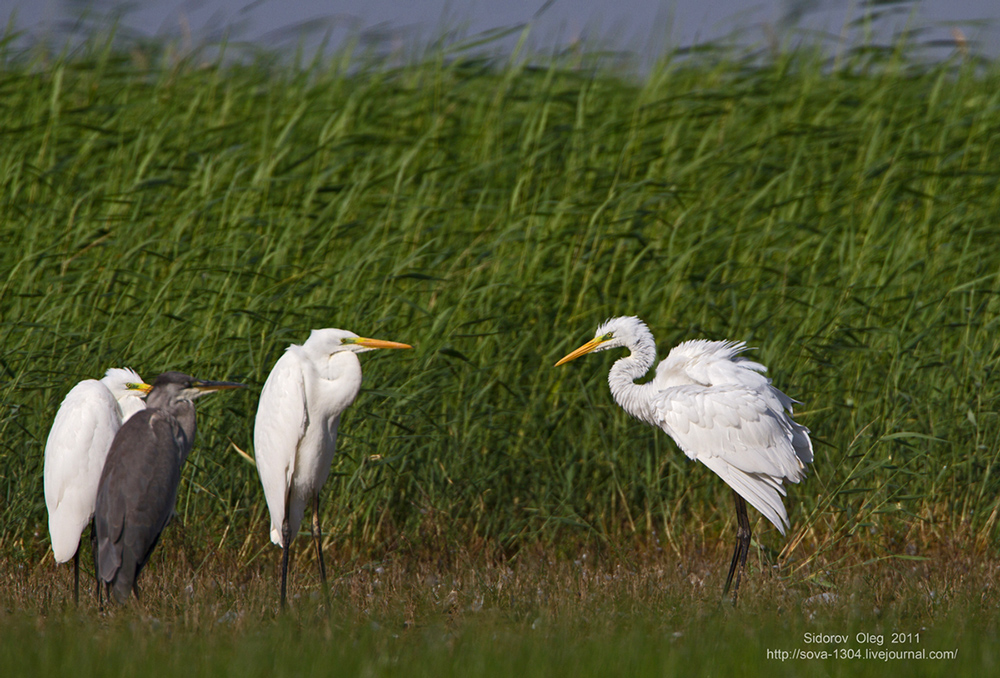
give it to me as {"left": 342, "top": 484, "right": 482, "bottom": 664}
{"left": 556, "top": 316, "right": 812, "bottom": 600}
{"left": 43, "top": 368, "right": 149, "bottom": 568}
{"left": 646, "top": 340, "right": 811, "bottom": 533}
{"left": 253, "top": 328, "right": 411, "bottom": 606}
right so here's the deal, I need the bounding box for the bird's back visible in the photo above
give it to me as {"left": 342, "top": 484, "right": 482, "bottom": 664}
{"left": 95, "top": 409, "right": 184, "bottom": 602}
{"left": 654, "top": 340, "right": 768, "bottom": 389}
{"left": 44, "top": 380, "right": 123, "bottom": 562}
{"left": 650, "top": 339, "right": 812, "bottom": 533}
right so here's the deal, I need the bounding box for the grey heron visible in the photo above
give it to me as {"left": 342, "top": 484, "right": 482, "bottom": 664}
{"left": 44, "top": 368, "right": 151, "bottom": 603}
{"left": 94, "top": 371, "right": 244, "bottom": 604}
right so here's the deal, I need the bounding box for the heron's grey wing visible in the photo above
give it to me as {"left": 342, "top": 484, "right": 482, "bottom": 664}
{"left": 121, "top": 412, "right": 184, "bottom": 583}
{"left": 95, "top": 411, "right": 150, "bottom": 584}
{"left": 96, "top": 410, "right": 184, "bottom": 601}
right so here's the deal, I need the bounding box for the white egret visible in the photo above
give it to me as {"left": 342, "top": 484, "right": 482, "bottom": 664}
{"left": 43, "top": 368, "right": 151, "bottom": 603}
{"left": 253, "top": 328, "right": 412, "bottom": 607}
{"left": 95, "top": 372, "right": 245, "bottom": 604}
{"left": 555, "top": 316, "right": 813, "bottom": 602}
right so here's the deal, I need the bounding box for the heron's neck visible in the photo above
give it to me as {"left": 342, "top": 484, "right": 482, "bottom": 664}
{"left": 608, "top": 336, "right": 658, "bottom": 425}
{"left": 170, "top": 402, "right": 197, "bottom": 463}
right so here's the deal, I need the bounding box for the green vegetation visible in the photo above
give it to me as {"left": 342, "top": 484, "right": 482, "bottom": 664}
{"left": 1, "top": 27, "right": 1000, "bottom": 674}
{"left": 2, "top": 549, "right": 996, "bottom": 677}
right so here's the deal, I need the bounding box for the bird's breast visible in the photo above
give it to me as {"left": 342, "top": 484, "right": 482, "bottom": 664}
{"left": 307, "top": 353, "right": 363, "bottom": 419}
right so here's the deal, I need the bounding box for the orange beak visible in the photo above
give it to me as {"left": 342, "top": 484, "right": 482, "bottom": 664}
{"left": 555, "top": 336, "right": 608, "bottom": 367}
{"left": 351, "top": 337, "right": 412, "bottom": 350}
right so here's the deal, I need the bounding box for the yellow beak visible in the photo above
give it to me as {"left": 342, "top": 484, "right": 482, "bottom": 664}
{"left": 352, "top": 337, "right": 412, "bottom": 350}
{"left": 555, "top": 337, "right": 608, "bottom": 367}
{"left": 131, "top": 382, "right": 153, "bottom": 394}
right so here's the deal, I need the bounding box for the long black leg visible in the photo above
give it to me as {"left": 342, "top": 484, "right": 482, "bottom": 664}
{"left": 722, "top": 490, "right": 752, "bottom": 604}
{"left": 73, "top": 549, "right": 80, "bottom": 605}
{"left": 280, "top": 516, "right": 292, "bottom": 609}
{"left": 311, "top": 495, "right": 327, "bottom": 587}
{"left": 90, "top": 518, "right": 100, "bottom": 602}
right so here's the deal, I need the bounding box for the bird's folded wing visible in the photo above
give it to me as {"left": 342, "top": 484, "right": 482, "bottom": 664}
{"left": 43, "top": 382, "right": 120, "bottom": 513}
{"left": 44, "top": 382, "right": 122, "bottom": 561}
{"left": 96, "top": 410, "right": 182, "bottom": 583}
{"left": 652, "top": 385, "right": 808, "bottom": 482}
{"left": 698, "top": 455, "right": 790, "bottom": 533}
{"left": 253, "top": 350, "right": 308, "bottom": 545}
{"left": 123, "top": 413, "right": 184, "bottom": 574}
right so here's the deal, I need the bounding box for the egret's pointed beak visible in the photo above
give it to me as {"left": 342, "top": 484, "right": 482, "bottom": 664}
{"left": 192, "top": 379, "right": 246, "bottom": 393}
{"left": 131, "top": 382, "right": 153, "bottom": 395}
{"left": 350, "top": 337, "right": 412, "bottom": 350}
{"left": 555, "top": 337, "right": 608, "bottom": 367}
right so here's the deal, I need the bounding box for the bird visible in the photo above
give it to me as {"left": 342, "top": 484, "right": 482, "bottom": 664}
{"left": 94, "top": 371, "right": 244, "bottom": 604}
{"left": 555, "top": 316, "right": 812, "bottom": 602}
{"left": 253, "top": 328, "right": 412, "bottom": 607}
{"left": 43, "top": 368, "right": 151, "bottom": 603}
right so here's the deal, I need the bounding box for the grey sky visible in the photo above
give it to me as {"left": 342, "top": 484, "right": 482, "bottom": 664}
{"left": 3, "top": 1, "right": 998, "bottom": 64}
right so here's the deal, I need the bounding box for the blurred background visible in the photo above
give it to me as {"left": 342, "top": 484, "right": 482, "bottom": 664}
{"left": 3, "top": 0, "right": 999, "bottom": 67}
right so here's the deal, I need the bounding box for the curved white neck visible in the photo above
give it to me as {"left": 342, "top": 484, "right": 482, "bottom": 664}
{"left": 607, "top": 333, "right": 658, "bottom": 425}
{"left": 304, "top": 349, "right": 364, "bottom": 416}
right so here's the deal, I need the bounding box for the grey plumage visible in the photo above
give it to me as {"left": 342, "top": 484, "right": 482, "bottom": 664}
{"left": 94, "top": 371, "right": 243, "bottom": 604}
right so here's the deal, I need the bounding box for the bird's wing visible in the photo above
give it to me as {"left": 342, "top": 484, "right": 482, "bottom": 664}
{"left": 656, "top": 341, "right": 813, "bottom": 467}
{"left": 43, "top": 380, "right": 122, "bottom": 562}
{"left": 120, "top": 413, "right": 183, "bottom": 579}
{"left": 651, "top": 384, "right": 808, "bottom": 532}
{"left": 656, "top": 340, "right": 768, "bottom": 388}
{"left": 698, "top": 455, "right": 791, "bottom": 534}
{"left": 95, "top": 410, "right": 183, "bottom": 592}
{"left": 254, "top": 349, "right": 308, "bottom": 546}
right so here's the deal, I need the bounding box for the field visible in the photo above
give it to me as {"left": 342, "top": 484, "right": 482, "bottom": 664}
{"left": 2, "top": 27, "right": 1000, "bottom": 675}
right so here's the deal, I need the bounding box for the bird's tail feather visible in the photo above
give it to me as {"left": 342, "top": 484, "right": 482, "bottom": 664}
{"left": 699, "top": 456, "right": 790, "bottom": 534}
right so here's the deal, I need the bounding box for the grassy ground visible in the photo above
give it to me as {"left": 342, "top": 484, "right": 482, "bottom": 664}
{"left": 1, "top": 29, "right": 1000, "bottom": 674}
{"left": 2, "top": 540, "right": 996, "bottom": 676}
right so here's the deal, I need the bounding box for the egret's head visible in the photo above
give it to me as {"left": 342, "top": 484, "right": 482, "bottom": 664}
{"left": 305, "top": 328, "right": 412, "bottom": 356}
{"left": 101, "top": 367, "right": 153, "bottom": 399}
{"left": 555, "top": 316, "right": 649, "bottom": 366}
{"left": 145, "top": 371, "right": 245, "bottom": 408}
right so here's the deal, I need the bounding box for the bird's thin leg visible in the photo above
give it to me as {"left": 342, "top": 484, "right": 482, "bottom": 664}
{"left": 722, "top": 490, "right": 752, "bottom": 604}
{"left": 280, "top": 517, "right": 292, "bottom": 609}
{"left": 73, "top": 549, "right": 80, "bottom": 605}
{"left": 90, "top": 518, "right": 100, "bottom": 603}
{"left": 311, "top": 495, "right": 328, "bottom": 587}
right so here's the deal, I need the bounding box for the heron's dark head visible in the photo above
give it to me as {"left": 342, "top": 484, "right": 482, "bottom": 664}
{"left": 146, "top": 371, "right": 245, "bottom": 408}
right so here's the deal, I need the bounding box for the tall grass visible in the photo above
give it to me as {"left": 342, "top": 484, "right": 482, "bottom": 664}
{"left": 1, "top": 33, "right": 999, "bottom": 587}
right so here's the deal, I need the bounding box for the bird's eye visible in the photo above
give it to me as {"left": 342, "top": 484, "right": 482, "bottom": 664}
{"left": 126, "top": 383, "right": 139, "bottom": 389}
{"left": 601, "top": 332, "right": 614, "bottom": 341}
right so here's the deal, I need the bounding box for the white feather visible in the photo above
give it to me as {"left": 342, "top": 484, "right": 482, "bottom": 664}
{"left": 43, "top": 368, "right": 148, "bottom": 563}
{"left": 254, "top": 329, "right": 369, "bottom": 547}
{"left": 570, "top": 316, "right": 812, "bottom": 533}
